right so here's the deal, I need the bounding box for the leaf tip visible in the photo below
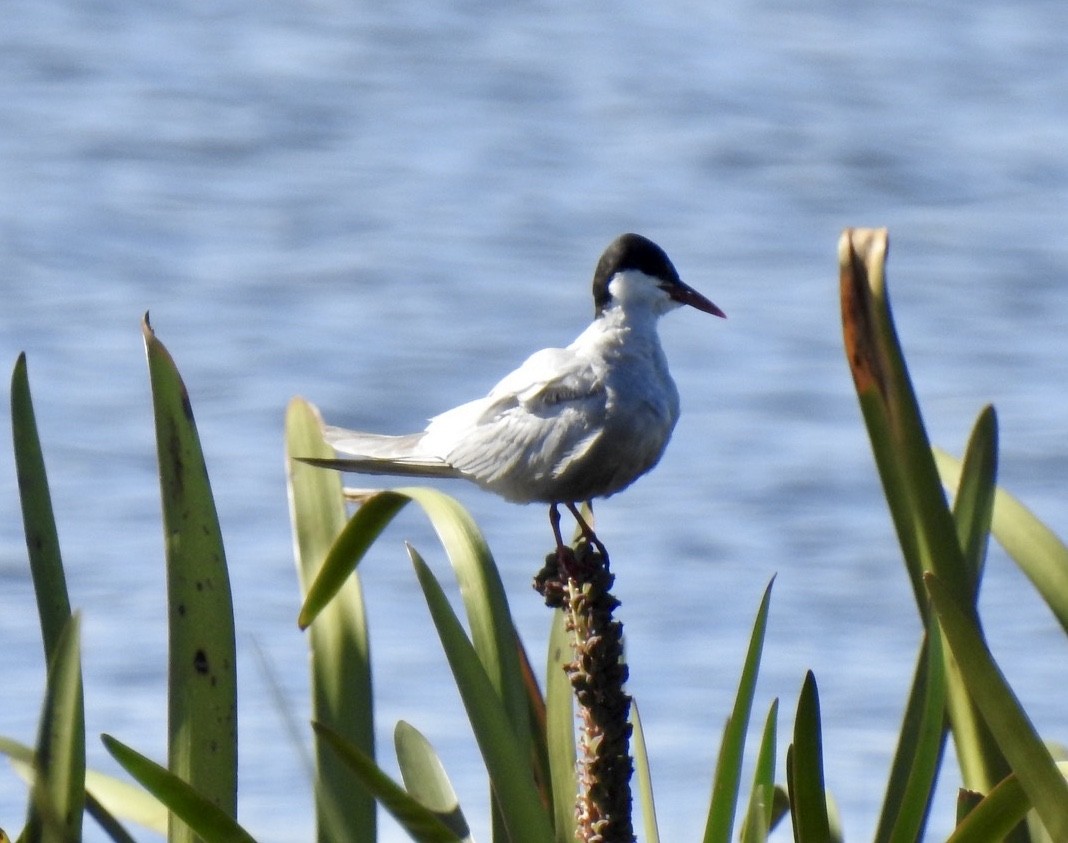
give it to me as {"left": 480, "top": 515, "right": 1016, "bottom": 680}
{"left": 141, "top": 313, "right": 157, "bottom": 354}
{"left": 11, "top": 351, "right": 27, "bottom": 389}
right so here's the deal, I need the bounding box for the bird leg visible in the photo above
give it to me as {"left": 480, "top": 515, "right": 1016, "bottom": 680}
{"left": 549, "top": 502, "right": 576, "bottom": 573}
{"left": 549, "top": 502, "right": 566, "bottom": 550}
{"left": 546, "top": 501, "right": 609, "bottom": 583}
{"left": 565, "top": 501, "right": 609, "bottom": 561}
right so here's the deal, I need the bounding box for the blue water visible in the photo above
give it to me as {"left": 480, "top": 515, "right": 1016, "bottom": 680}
{"left": 3, "top": 0, "right": 1068, "bottom": 839}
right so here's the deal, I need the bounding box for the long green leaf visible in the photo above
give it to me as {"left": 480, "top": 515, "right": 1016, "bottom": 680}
{"left": 10, "top": 354, "right": 73, "bottom": 661}
{"left": 740, "top": 699, "right": 778, "bottom": 843}
{"left": 25, "top": 614, "right": 84, "bottom": 843}
{"left": 926, "top": 573, "right": 1068, "bottom": 840}
{"left": 947, "top": 763, "right": 1068, "bottom": 843}
{"left": 787, "top": 671, "right": 832, "bottom": 843}
{"left": 409, "top": 546, "right": 555, "bottom": 843}
{"left": 940, "top": 407, "right": 1010, "bottom": 799}
{"left": 311, "top": 723, "right": 463, "bottom": 843}
{"left": 876, "top": 626, "right": 946, "bottom": 843}
{"left": 933, "top": 447, "right": 1068, "bottom": 635}
{"left": 296, "top": 489, "right": 408, "bottom": 630}
{"left": 295, "top": 471, "right": 516, "bottom": 694}
{"left": 394, "top": 721, "right": 471, "bottom": 841}
{"left": 101, "top": 735, "right": 257, "bottom": 843}
{"left": 515, "top": 630, "right": 553, "bottom": 816}
{"left": 881, "top": 400, "right": 999, "bottom": 843}
{"left": 295, "top": 473, "right": 537, "bottom": 824}
{"left": 84, "top": 769, "right": 168, "bottom": 836}
{"left": 545, "top": 607, "right": 577, "bottom": 843}
{"left": 143, "top": 315, "right": 237, "bottom": 840}
{"left": 82, "top": 795, "right": 140, "bottom": 843}
{"left": 301, "top": 485, "right": 531, "bottom": 737}
{"left": 391, "top": 486, "right": 538, "bottom": 840}
{"left": 839, "top": 231, "right": 1008, "bottom": 795}
{"left": 949, "top": 406, "right": 997, "bottom": 592}
{"left": 285, "top": 398, "right": 376, "bottom": 842}
{"left": 630, "top": 701, "right": 660, "bottom": 843}
{"left": 839, "top": 229, "right": 972, "bottom": 614}
{"left": 0, "top": 737, "right": 165, "bottom": 836}
{"left": 703, "top": 578, "right": 774, "bottom": 843}
{"left": 10, "top": 355, "right": 85, "bottom": 843}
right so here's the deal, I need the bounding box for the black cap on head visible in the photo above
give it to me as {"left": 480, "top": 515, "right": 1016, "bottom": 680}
{"left": 592, "top": 233, "right": 681, "bottom": 314}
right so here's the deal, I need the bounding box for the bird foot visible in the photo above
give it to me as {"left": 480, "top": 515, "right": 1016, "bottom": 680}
{"left": 535, "top": 502, "right": 612, "bottom": 606}
{"left": 564, "top": 502, "right": 609, "bottom": 563}
{"left": 534, "top": 541, "right": 608, "bottom": 608}
{"left": 547, "top": 501, "right": 611, "bottom": 567}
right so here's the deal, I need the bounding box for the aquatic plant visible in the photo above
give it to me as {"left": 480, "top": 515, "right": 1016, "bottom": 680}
{"left": 2, "top": 231, "right": 1067, "bottom": 842}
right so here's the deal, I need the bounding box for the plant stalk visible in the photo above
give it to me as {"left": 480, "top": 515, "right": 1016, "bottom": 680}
{"left": 536, "top": 541, "right": 634, "bottom": 843}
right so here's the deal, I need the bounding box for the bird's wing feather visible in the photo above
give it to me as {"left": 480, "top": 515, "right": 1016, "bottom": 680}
{"left": 296, "top": 455, "right": 461, "bottom": 478}
{"left": 320, "top": 426, "right": 462, "bottom": 478}
{"left": 314, "top": 347, "right": 609, "bottom": 497}
{"left": 424, "top": 347, "right": 609, "bottom": 496}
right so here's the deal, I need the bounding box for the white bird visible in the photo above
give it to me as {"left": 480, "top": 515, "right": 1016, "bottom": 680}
{"left": 305, "top": 233, "right": 724, "bottom": 555}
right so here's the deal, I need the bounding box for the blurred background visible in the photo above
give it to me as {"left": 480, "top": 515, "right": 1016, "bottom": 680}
{"left": 2, "top": 0, "right": 1067, "bottom": 839}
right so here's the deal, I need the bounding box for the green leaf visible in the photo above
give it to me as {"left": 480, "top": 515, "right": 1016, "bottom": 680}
{"left": 933, "top": 447, "right": 1068, "bottom": 635}
{"left": 142, "top": 315, "right": 237, "bottom": 838}
{"left": 296, "top": 489, "right": 408, "bottom": 630}
{"left": 939, "top": 407, "right": 1011, "bottom": 797}
{"left": 947, "top": 763, "right": 1068, "bottom": 843}
{"left": 101, "top": 735, "right": 257, "bottom": 843}
{"left": 24, "top": 614, "right": 85, "bottom": 843}
{"left": 787, "top": 671, "right": 832, "bottom": 843}
{"left": 839, "top": 233, "right": 1010, "bottom": 795}
{"left": 294, "top": 468, "right": 537, "bottom": 825}
{"left": 10, "top": 355, "right": 85, "bottom": 843}
{"left": 409, "top": 546, "right": 555, "bottom": 843}
{"left": 515, "top": 630, "right": 553, "bottom": 817}
{"left": 838, "top": 229, "right": 972, "bottom": 615}
{"left": 949, "top": 406, "right": 997, "bottom": 593}
{"left": 82, "top": 795, "right": 140, "bottom": 843}
{"left": 0, "top": 737, "right": 165, "bottom": 836}
{"left": 955, "top": 789, "right": 984, "bottom": 830}
{"left": 874, "top": 626, "right": 946, "bottom": 843}
{"left": 545, "top": 607, "right": 577, "bottom": 843}
{"left": 630, "top": 701, "right": 660, "bottom": 843}
{"left": 740, "top": 699, "right": 778, "bottom": 843}
{"left": 394, "top": 721, "right": 471, "bottom": 841}
{"left": 295, "top": 480, "right": 517, "bottom": 709}
{"left": 396, "top": 487, "right": 539, "bottom": 837}
{"left": 310, "top": 723, "right": 463, "bottom": 843}
{"left": 285, "top": 398, "right": 376, "bottom": 842}
{"left": 926, "top": 573, "right": 1068, "bottom": 840}
{"left": 703, "top": 578, "right": 774, "bottom": 843}
{"left": 10, "top": 353, "right": 73, "bottom": 662}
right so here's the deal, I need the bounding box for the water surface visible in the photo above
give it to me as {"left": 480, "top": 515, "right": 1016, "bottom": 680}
{"left": 2, "top": 1, "right": 1067, "bottom": 839}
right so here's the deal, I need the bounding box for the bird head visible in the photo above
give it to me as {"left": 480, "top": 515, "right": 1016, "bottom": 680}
{"left": 592, "top": 233, "right": 725, "bottom": 319}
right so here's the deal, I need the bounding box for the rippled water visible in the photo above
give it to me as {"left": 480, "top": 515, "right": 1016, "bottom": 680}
{"left": 2, "top": 1, "right": 1067, "bottom": 839}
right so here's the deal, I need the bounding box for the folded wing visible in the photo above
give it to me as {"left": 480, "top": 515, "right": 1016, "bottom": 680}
{"left": 425, "top": 347, "right": 608, "bottom": 501}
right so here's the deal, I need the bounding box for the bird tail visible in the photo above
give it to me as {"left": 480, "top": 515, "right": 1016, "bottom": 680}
{"left": 298, "top": 426, "right": 460, "bottom": 479}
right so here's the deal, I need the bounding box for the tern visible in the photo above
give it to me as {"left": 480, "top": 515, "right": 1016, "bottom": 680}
{"left": 305, "top": 233, "right": 724, "bottom": 556}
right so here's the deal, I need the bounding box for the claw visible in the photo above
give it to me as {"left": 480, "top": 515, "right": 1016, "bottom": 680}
{"left": 564, "top": 501, "right": 609, "bottom": 560}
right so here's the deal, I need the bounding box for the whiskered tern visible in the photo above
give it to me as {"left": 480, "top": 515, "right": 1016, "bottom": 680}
{"left": 305, "top": 233, "right": 725, "bottom": 555}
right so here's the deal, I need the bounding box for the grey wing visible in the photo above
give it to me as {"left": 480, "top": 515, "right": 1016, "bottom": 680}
{"left": 424, "top": 348, "right": 608, "bottom": 500}
{"left": 316, "top": 427, "right": 461, "bottom": 478}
